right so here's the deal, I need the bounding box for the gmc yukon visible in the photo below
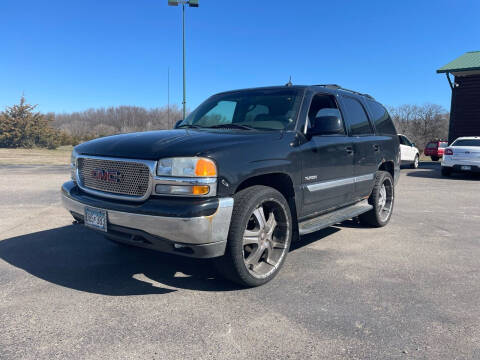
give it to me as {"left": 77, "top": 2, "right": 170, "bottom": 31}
{"left": 62, "top": 84, "right": 400, "bottom": 287}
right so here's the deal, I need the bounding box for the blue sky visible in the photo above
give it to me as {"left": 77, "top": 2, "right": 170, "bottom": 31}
{"left": 1, "top": 0, "right": 479, "bottom": 113}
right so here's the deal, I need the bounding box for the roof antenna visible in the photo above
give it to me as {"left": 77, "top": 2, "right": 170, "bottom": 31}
{"left": 285, "top": 76, "right": 292, "bottom": 87}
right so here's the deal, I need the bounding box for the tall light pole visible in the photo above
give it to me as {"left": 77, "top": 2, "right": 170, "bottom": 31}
{"left": 167, "top": 66, "right": 170, "bottom": 128}
{"left": 168, "top": 0, "right": 199, "bottom": 121}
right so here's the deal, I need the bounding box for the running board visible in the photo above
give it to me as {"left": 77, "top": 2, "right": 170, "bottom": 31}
{"left": 299, "top": 200, "right": 373, "bottom": 235}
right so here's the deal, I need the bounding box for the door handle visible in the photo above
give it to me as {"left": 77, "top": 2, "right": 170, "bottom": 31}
{"left": 345, "top": 146, "right": 354, "bottom": 154}
{"left": 373, "top": 144, "right": 380, "bottom": 152}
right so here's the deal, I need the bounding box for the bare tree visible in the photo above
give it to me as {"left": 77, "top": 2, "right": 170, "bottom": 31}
{"left": 388, "top": 103, "right": 449, "bottom": 150}
{"left": 50, "top": 102, "right": 448, "bottom": 152}
{"left": 53, "top": 105, "right": 183, "bottom": 140}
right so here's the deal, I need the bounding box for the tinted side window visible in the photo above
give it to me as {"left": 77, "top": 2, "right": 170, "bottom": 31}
{"left": 366, "top": 100, "right": 397, "bottom": 135}
{"left": 341, "top": 97, "right": 373, "bottom": 135}
{"left": 315, "top": 108, "right": 342, "bottom": 118}
{"left": 402, "top": 136, "right": 412, "bottom": 146}
{"left": 306, "top": 94, "right": 345, "bottom": 134}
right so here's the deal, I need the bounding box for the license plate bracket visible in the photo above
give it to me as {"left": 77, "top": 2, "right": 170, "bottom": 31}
{"left": 84, "top": 207, "right": 108, "bottom": 232}
{"left": 461, "top": 165, "right": 472, "bottom": 171}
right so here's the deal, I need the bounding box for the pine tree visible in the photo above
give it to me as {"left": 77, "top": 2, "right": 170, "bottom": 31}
{"left": 0, "top": 96, "right": 60, "bottom": 149}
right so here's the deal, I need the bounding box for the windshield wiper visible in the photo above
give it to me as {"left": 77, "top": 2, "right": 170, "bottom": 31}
{"left": 208, "top": 124, "right": 255, "bottom": 130}
{"left": 177, "top": 124, "right": 203, "bottom": 129}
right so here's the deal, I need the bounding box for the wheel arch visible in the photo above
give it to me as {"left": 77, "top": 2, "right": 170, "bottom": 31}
{"left": 378, "top": 160, "right": 395, "bottom": 178}
{"left": 235, "top": 172, "right": 295, "bottom": 200}
{"left": 234, "top": 173, "right": 298, "bottom": 227}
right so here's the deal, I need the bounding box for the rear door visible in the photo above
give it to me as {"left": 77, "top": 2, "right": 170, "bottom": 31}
{"left": 402, "top": 135, "right": 417, "bottom": 161}
{"left": 339, "top": 95, "right": 379, "bottom": 200}
{"left": 399, "top": 135, "right": 413, "bottom": 162}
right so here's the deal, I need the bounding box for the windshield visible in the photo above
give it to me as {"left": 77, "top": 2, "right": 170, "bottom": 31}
{"left": 179, "top": 88, "right": 303, "bottom": 130}
{"left": 451, "top": 139, "right": 480, "bottom": 147}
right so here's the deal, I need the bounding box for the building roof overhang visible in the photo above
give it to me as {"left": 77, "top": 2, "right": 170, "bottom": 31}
{"left": 437, "top": 51, "right": 480, "bottom": 76}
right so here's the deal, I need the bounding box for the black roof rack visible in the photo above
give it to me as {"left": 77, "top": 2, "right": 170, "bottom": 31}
{"left": 315, "top": 84, "right": 375, "bottom": 100}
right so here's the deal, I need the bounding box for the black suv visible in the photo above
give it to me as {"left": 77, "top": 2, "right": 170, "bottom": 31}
{"left": 62, "top": 85, "right": 400, "bottom": 287}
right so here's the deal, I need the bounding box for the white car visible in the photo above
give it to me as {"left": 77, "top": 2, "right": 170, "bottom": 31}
{"left": 441, "top": 136, "right": 480, "bottom": 176}
{"left": 398, "top": 134, "right": 420, "bottom": 168}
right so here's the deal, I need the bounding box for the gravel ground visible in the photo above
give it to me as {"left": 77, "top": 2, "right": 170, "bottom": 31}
{"left": 0, "top": 162, "right": 479, "bottom": 359}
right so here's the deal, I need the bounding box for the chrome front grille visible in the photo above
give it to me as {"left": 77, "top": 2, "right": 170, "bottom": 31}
{"left": 77, "top": 157, "right": 151, "bottom": 198}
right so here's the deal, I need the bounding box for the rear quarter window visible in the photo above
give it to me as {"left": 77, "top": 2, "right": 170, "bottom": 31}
{"left": 366, "top": 100, "right": 397, "bottom": 135}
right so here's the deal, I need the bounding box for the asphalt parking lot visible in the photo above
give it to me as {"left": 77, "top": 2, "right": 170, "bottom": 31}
{"left": 1, "top": 163, "right": 479, "bottom": 359}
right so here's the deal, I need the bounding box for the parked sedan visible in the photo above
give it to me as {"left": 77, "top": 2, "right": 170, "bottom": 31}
{"left": 424, "top": 140, "right": 448, "bottom": 161}
{"left": 441, "top": 137, "right": 480, "bottom": 176}
{"left": 398, "top": 134, "right": 420, "bottom": 168}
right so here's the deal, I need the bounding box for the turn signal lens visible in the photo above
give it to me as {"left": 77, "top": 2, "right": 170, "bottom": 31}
{"left": 155, "top": 184, "right": 210, "bottom": 195}
{"left": 445, "top": 148, "right": 453, "bottom": 155}
{"left": 192, "top": 185, "right": 210, "bottom": 195}
{"left": 195, "top": 158, "right": 217, "bottom": 177}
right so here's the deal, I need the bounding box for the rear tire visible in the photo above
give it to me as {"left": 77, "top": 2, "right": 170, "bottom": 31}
{"left": 431, "top": 156, "right": 439, "bottom": 161}
{"left": 441, "top": 166, "right": 452, "bottom": 176}
{"left": 359, "top": 171, "right": 394, "bottom": 228}
{"left": 214, "top": 185, "right": 292, "bottom": 287}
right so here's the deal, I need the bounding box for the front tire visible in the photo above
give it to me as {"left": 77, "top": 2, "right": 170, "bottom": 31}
{"left": 215, "top": 185, "right": 292, "bottom": 287}
{"left": 411, "top": 154, "right": 419, "bottom": 169}
{"left": 359, "top": 171, "right": 394, "bottom": 227}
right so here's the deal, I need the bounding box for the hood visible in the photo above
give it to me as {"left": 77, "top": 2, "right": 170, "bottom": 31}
{"left": 75, "top": 129, "right": 283, "bottom": 160}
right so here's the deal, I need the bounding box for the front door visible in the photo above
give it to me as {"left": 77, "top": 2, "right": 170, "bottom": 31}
{"left": 300, "top": 93, "right": 354, "bottom": 218}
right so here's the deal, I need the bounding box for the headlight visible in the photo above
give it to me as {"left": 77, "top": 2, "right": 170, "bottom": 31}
{"left": 157, "top": 157, "right": 217, "bottom": 177}
{"left": 70, "top": 148, "right": 78, "bottom": 181}
{"left": 155, "top": 157, "right": 217, "bottom": 196}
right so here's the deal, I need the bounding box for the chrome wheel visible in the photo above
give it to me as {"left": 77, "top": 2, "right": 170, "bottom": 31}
{"left": 242, "top": 200, "right": 289, "bottom": 279}
{"left": 378, "top": 178, "right": 393, "bottom": 221}
{"left": 414, "top": 156, "right": 419, "bottom": 168}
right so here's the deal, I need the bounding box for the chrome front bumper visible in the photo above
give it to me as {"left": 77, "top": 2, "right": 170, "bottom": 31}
{"left": 61, "top": 191, "right": 234, "bottom": 256}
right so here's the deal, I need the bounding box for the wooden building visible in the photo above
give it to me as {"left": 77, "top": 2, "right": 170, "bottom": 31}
{"left": 437, "top": 51, "right": 480, "bottom": 144}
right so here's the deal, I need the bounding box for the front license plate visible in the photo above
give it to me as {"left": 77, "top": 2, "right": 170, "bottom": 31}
{"left": 461, "top": 165, "right": 471, "bottom": 171}
{"left": 84, "top": 207, "right": 107, "bottom": 232}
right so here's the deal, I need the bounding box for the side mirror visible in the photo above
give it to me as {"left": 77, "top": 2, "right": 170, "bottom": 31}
{"left": 411, "top": 143, "right": 416, "bottom": 147}
{"left": 308, "top": 115, "right": 344, "bottom": 137}
{"left": 174, "top": 120, "right": 183, "bottom": 129}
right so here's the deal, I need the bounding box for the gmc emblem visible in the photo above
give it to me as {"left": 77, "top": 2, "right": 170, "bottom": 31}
{"left": 91, "top": 169, "right": 123, "bottom": 183}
